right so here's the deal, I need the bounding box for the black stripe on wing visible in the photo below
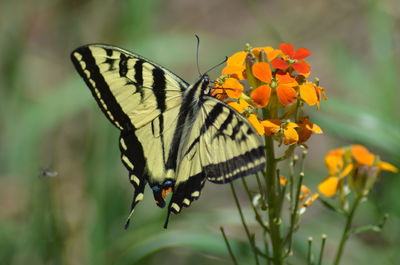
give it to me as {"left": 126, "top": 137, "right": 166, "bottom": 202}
{"left": 71, "top": 46, "right": 132, "bottom": 130}
{"left": 205, "top": 146, "right": 266, "bottom": 184}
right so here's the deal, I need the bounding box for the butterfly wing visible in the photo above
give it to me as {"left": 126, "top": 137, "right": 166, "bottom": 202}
{"left": 71, "top": 44, "right": 190, "bottom": 224}
{"left": 166, "top": 96, "right": 266, "bottom": 218}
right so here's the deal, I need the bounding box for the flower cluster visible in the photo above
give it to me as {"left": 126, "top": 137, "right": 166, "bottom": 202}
{"left": 318, "top": 145, "right": 398, "bottom": 197}
{"left": 213, "top": 43, "right": 326, "bottom": 145}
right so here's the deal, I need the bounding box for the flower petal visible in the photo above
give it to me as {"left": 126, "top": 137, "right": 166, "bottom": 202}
{"left": 339, "top": 164, "right": 353, "bottom": 179}
{"left": 325, "top": 149, "right": 344, "bottom": 175}
{"left": 261, "top": 119, "right": 280, "bottom": 136}
{"left": 248, "top": 114, "right": 264, "bottom": 135}
{"left": 307, "top": 122, "right": 323, "bottom": 134}
{"left": 238, "top": 98, "right": 251, "bottom": 109}
{"left": 228, "top": 101, "right": 244, "bottom": 113}
{"left": 271, "top": 58, "right": 289, "bottom": 70}
{"left": 284, "top": 126, "right": 299, "bottom": 145}
{"left": 267, "top": 49, "right": 282, "bottom": 61}
{"left": 252, "top": 47, "right": 273, "bottom": 59}
{"left": 276, "top": 72, "right": 297, "bottom": 84}
{"left": 318, "top": 177, "right": 339, "bottom": 197}
{"left": 378, "top": 161, "right": 398, "bottom": 173}
{"left": 293, "top": 48, "right": 311, "bottom": 60}
{"left": 227, "top": 51, "right": 247, "bottom": 66}
{"left": 252, "top": 62, "right": 272, "bottom": 83}
{"left": 279, "top": 43, "right": 295, "bottom": 58}
{"left": 300, "top": 83, "right": 318, "bottom": 106}
{"left": 351, "top": 145, "right": 375, "bottom": 166}
{"left": 251, "top": 85, "right": 271, "bottom": 107}
{"left": 222, "top": 65, "right": 245, "bottom": 80}
{"left": 292, "top": 61, "right": 310, "bottom": 74}
{"left": 222, "top": 78, "right": 244, "bottom": 99}
{"left": 277, "top": 85, "right": 297, "bottom": 106}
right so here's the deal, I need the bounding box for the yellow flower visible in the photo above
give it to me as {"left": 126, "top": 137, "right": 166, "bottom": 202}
{"left": 319, "top": 145, "right": 398, "bottom": 197}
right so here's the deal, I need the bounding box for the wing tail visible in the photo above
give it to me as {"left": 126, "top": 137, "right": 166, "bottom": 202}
{"left": 124, "top": 175, "right": 147, "bottom": 229}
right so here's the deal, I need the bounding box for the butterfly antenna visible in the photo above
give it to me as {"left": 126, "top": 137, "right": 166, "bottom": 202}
{"left": 204, "top": 56, "right": 228, "bottom": 76}
{"left": 195, "top": 34, "right": 202, "bottom": 77}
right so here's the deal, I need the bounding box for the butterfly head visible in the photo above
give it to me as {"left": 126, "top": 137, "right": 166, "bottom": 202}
{"left": 200, "top": 74, "right": 211, "bottom": 95}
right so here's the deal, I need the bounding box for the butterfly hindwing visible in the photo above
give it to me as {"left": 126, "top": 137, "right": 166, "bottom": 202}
{"left": 166, "top": 95, "right": 266, "bottom": 217}
{"left": 199, "top": 97, "right": 266, "bottom": 183}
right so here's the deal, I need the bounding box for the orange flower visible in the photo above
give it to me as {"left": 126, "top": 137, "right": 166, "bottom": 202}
{"left": 222, "top": 51, "right": 247, "bottom": 80}
{"left": 252, "top": 63, "right": 298, "bottom": 106}
{"left": 271, "top": 43, "right": 311, "bottom": 74}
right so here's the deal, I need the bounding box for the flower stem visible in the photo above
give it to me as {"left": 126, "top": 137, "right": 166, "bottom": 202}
{"left": 230, "top": 182, "right": 260, "bottom": 265}
{"left": 333, "top": 194, "right": 363, "bottom": 265}
{"left": 220, "top": 227, "right": 240, "bottom": 265}
{"left": 264, "top": 134, "right": 282, "bottom": 265}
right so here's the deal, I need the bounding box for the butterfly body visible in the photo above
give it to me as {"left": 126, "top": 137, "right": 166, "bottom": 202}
{"left": 71, "top": 44, "right": 266, "bottom": 227}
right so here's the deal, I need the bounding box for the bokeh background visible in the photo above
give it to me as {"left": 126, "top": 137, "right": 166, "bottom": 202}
{"left": 1, "top": 0, "right": 399, "bottom": 264}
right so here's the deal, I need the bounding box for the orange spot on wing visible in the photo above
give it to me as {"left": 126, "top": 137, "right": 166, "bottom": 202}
{"left": 162, "top": 187, "right": 172, "bottom": 199}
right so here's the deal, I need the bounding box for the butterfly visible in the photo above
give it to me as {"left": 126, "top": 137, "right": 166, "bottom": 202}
{"left": 71, "top": 44, "right": 266, "bottom": 228}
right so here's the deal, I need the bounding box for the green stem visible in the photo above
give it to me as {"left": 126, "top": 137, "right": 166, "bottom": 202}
{"left": 333, "top": 194, "right": 363, "bottom": 265}
{"left": 264, "top": 134, "right": 282, "bottom": 265}
{"left": 220, "top": 227, "right": 240, "bottom": 265}
{"left": 307, "top": 237, "right": 313, "bottom": 265}
{"left": 242, "top": 178, "right": 269, "bottom": 231}
{"left": 230, "top": 182, "right": 260, "bottom": 265}
{"left": 318, "top": 234, "right": 327, "bottom": 265}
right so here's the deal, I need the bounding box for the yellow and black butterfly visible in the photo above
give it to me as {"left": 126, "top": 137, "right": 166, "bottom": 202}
{"left": 71, "top": 44, "right": 266, "bottom": 228}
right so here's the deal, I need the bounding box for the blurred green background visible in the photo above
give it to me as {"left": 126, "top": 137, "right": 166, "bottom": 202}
{"left": 0, "top": 0, "right": 399, "bottom": 264}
